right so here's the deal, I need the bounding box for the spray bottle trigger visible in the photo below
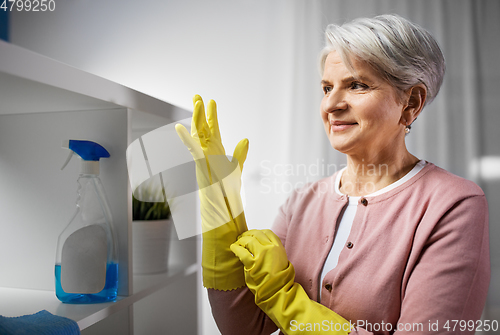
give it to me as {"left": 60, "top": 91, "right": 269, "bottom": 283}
{"left": 61, "top": 151, "right": 74, "bottom": 170}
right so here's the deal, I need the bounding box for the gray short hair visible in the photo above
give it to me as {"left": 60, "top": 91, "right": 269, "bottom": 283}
{"left": 320, "top": 14, "right": 445, "bottom": 106}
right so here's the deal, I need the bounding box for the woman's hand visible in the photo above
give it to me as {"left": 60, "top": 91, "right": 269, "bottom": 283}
{"left": 175, "top": 95, "right": 250, "bottom": 291}
{"left": 231, "top": 229, "right": 293, "bottom": 301}
{"left": 232, "top": 229, "right": 352, "bottom": 334}
{"left": 176, "top": 95, "right": 248, "bottom": 188}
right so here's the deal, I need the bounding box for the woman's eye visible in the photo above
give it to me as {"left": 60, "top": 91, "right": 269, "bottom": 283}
{"left": 350, "top": 82, "right": 368, "bottom": 90}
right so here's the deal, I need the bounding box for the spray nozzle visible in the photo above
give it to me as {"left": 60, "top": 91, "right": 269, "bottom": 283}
{"left": 61, "top": 140, "right": 110, "bottom": 175}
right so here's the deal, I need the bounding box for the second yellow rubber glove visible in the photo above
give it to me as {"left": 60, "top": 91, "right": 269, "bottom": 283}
{"left": 231, "top": 229, "right": 353, "bottom": 334}
{"left": 176, "top": 95, "right": 249, "bottom": 291}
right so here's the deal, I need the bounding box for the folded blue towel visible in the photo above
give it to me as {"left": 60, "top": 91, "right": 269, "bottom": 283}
{"left": 0, "top": 310, "right": 80, "bottom": 335}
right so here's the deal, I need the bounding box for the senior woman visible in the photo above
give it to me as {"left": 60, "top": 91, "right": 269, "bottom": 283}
{"left": 176, "top": 14, "right": 490, "bottom": 335}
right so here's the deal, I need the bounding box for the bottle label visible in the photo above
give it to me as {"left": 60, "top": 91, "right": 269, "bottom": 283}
{"left": 61, "top": 225, "right": 107, "bottom": 294}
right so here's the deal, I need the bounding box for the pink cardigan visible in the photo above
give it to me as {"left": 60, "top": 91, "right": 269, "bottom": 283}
{"left": 208, "top": 163, "right": 490, "bottom": 334}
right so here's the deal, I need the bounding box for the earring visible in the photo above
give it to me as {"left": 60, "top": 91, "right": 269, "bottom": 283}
{"left": 404, "top": 125, "right": 411, "bottom": 134}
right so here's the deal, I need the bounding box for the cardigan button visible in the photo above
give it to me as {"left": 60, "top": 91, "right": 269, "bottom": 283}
{"left": 325, "top": 283, "right": 332, "bottom": 292}
{"left": 346, "top": 241, "right": 354, "bottom": 249}
{"left": 360, "top": 197, "right": 368, "bottom": 206}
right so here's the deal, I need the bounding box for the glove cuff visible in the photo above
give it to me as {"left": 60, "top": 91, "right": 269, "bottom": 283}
{"left": 202, "top": 212, "right": 248, "bottom": 291}
{"left": 250, "top": 262, "right": 353, "bottom": 334}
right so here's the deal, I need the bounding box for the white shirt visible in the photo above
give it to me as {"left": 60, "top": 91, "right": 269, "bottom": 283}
{"left": 319, "top": 160, "right": 427, "bottom": 297}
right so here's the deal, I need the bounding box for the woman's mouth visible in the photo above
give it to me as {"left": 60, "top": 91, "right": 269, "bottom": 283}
{"left": 330, "top": 120, "right": 357, "bottom": 132}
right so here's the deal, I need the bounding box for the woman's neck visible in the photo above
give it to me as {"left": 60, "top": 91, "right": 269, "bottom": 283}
{"left": 340, "top": 149, "right": 419, "bottom": 197}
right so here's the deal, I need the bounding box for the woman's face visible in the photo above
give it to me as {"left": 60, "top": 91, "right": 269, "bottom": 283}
{"left": 320, "top": 51, "right": 407, "bottom": 159}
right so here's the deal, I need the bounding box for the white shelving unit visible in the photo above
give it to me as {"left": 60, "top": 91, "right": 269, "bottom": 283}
{"left": 0, "top": 264, "right": 197, "bottom": 328}
{"left": 0, "top": 40, "right": 200, "bottom": 334}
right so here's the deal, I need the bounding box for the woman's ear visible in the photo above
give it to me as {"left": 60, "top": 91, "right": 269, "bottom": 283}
{"left": 402, "top": 84, "right": 427, "bottom": 124}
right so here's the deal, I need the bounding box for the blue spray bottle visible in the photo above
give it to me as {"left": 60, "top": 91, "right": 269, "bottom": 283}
{"left": 55, "top": 140, "right": 119, "bottom": 303}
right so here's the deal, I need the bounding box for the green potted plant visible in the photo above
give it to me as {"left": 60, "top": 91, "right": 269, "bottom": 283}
{"left": 133, "top": 195, "right": 171, "bottom": 221}
{"left": 132, "top": 181, "right": 173, "bottom": 275}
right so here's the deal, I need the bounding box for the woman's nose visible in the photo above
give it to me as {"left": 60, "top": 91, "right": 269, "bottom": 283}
{"left": 323, "top": 91, "right": 348, "bottom": 114}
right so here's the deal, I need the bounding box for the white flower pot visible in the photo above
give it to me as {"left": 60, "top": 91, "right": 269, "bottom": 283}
{"left": 132, "top": 219, "right": 173, "bottom": 274}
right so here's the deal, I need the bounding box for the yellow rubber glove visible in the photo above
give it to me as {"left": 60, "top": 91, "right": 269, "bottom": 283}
{"left": 175, "top": 95, "right": 249, "bottom": 291}
{"left": 231, "top": 229, "right": 353, "bottom": 334}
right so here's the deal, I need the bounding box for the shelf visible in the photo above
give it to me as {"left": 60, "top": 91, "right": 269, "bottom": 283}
{"left": 0, "top": 40, "right": 199, "bottom": 334}
{"left": 0, "top": 263, "right": 198, "bottom": 330}
{"left": 0, "top": 40, "right": 191, "bottom": 120}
